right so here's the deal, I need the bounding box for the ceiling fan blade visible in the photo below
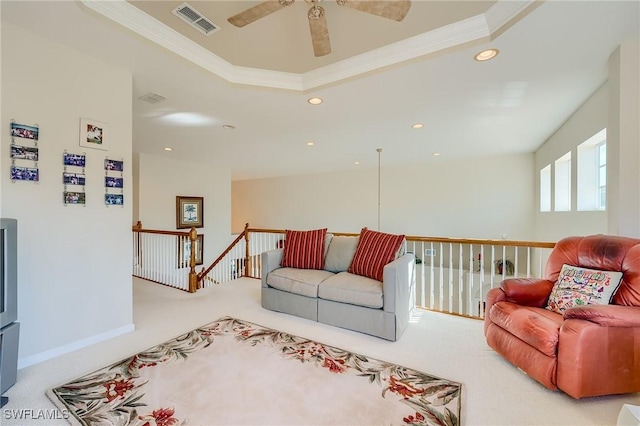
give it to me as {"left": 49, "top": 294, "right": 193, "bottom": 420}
{"left": 340, "top": 0, "right": 411, "bottom": 22}
{"left": 228, "top": 1, "right": 293, "bottom": 28}
{"left": 308, "top": 5, "right": 331, "bottom": 57}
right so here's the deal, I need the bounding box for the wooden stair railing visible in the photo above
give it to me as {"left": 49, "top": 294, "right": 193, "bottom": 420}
{"left": 196, "top": 223, "right": 249, "bottom": 289}
{"left": 134, "top": 222, "right": 557, "bottom": 318}
{"left": 132, "top": 221, "right": 200, "bottom": 293}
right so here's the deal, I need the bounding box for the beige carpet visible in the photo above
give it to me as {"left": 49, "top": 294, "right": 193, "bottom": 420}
{"left": 3, "top": 277, "right": 639, "bottom": 425}
{"left": 47, "top": 317, "right": 461, "bottom": 425}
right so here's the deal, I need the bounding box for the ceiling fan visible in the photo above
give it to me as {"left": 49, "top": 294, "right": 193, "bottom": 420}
{"left": 228, "top": 0, "right": 411, "bottom": 57}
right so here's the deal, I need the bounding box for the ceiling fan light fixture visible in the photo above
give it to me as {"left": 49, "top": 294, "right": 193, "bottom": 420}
{"left": 308, "top": 97, "right": 323, "bottom": 105}
{"left": 228, "top": 0, "right": 410, "bottom": 56}
{"left": 474, "top": 48, "right": 499, "bottom": 62}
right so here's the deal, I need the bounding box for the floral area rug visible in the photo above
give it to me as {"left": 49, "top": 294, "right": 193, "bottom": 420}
{"left": 47, "top": 317, "right": 462, "bottom": 426}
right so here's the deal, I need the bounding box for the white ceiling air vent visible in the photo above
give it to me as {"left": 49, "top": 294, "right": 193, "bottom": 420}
{"left": 172, "top": 2, "right": 220, "bottom": 36}
{"left": 138, "top": 92, "right": 167, "bottom": 104}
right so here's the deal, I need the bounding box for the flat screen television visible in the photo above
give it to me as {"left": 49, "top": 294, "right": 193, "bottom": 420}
{"left": 0, "top": 218, "right": 18, "bottom": 329}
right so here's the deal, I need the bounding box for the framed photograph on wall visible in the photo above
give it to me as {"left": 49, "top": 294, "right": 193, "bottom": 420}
{"left": 11, "top": 122, "right": 39, "bottom": 140}
{"left": 63, "top": 152, "right": 86, "bottom": 167}
{"left": 176, "top": 196, "right": 204, "bottom": 229}
{"left": 177, "top": 234, "right": 204, "bottom": 267}
{"left": 79, "top": 117, "right": 108, "bottom": 151}
{"left": 105, "top": 159, "right": 124, "bottom": 171}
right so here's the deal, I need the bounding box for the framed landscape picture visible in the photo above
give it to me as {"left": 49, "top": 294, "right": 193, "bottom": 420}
{"left": 176, "top": 196, "right": 203, "bottom": 229}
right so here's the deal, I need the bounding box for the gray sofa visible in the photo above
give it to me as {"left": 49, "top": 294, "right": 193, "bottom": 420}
{"left": 261, "top": 234, "right": 416, "bottom": 341}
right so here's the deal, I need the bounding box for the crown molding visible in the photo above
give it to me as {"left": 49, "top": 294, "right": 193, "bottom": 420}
{"left": 81, "top": 0, "right": 535, "bottom": 92}
{"left": 302, "top": 14, "right": 489, "bottom": 90}
{"left": 484, "top": 0, "right": 537, "bottom": 35}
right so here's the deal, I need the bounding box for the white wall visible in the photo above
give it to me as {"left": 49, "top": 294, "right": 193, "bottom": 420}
{"left": 136, "top": 153, "right": 232, "bottom": 262}
{"left": 233, "top": 153, "right": 535, "bottom": 240}
{"left": 534, "top": 84, "right": 608, "bottom": 241}
{"left": 1, "top": 22, "right": 133, "bottom": 365}
{"left": 607, "top": 38, "right": 640, "bottom": 237}
{"left": 534, "top": 37, "right": 640, "bottom": 241}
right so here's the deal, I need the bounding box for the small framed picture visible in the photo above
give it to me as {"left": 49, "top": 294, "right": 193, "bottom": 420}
{"left": 63, "top": 153, "right": 86, "bottom": 167}
{"left": 11, "top": 166, "right": 39, "bottom": 182}
{"left": 105, "top": 193, "right": 124, "bottom": 206}
{"left": 105, "top": 176, "right": 124, "bottom": 188}
{"left": 11, "top": 145, "right": 39, "bottom": 161}
{"left": 178, "top": 234, "right": 203, "bottom": 266}
{"left": 80, "top": 118, "right": 108, "bottom": 151}
{"left": 105, "top": 159, "right": 123, "bottom": 172}
{"left": 64, "top": 191, "right": 86, "bottom": 205}
{"left": 63, "top": 172, "right": 86, "bottom": 186}
{"left": 176, "top": 196, "right": 204, "bottom": 229}
{"left": 11, "top": 122, "right": 39, "bottom": 140}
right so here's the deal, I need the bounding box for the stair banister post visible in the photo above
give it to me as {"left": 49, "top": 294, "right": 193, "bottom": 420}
{"left": 243, "top": 223, "right": 250, "bottom": 277}
{"left": 188, "top": 227, "right": 198, "bottom": 293}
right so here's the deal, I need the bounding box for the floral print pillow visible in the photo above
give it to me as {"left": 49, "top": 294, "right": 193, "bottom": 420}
{"left": 545, "top": 264, "right": 623, "bottom": 314}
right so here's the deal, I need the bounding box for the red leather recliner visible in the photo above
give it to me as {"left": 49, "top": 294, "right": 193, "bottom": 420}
{"left": 484, "top": 235, "right": 640, "bottom": 398}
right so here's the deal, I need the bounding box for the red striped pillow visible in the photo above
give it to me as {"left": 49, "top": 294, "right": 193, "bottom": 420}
{"left": 280, "top": 228, "right": 328, "bottom": 270}
{"left": 348, "top": 228, "right": 405, "bottom": 281}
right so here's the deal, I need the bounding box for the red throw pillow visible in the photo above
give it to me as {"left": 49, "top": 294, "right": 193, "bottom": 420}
{"left": 280, "top": 228, "right": 328, "bottom": 270}
{"left": 348, "top": 228, "right": 405, "bottom": 281}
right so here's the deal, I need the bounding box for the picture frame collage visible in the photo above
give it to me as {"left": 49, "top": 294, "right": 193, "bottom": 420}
{"left": 10, "top": 120, "right": 40, "bottom": 183}
{"left": 63, "top": 151, "right": 87, "bottom": 205}
{"left": 105, "top": 158, "right": 124, "bottom": 206}
{"left": 10, "top": 117, "right": 124, "bottom": 207}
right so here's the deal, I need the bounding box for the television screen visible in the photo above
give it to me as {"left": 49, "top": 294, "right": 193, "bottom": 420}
{"left": 0, "top": 219, "right": 17, "bottom": 329}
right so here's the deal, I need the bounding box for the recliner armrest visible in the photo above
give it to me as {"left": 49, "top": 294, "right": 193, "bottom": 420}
{"left": 564, "top": 305, "right": 640, "bottom": 327}
{"left": 261, "top": 249, "right": 283, "bottom": 288}
{"left": 501, "top": 278, "right": 555, "bottom": 308}
{"left": 382, "top": 253, "right": 415, "bottom": 314}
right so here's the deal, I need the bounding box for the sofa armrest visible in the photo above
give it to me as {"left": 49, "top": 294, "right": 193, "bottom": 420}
{"left": 500, "top": 278, "right": 555, "bottom": 308}
{"left": 382, "top": 253, "right": 416, "bottom": 314}
{"left": 564, "top": 305, "right": 640, "bottom": 327}
{"left": 261, "top": 249, "right": 283, "bottom": 288}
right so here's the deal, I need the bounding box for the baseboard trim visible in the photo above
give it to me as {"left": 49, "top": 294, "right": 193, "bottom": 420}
{"left": 17, "top": 323, "right": 136, "bottom": 369}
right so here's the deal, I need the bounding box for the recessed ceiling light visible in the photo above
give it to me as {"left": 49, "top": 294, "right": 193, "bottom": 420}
{"left": 306, "top": 141, "right": 315, "bottom": 146}
{"left": 433, "top": 152, "right": 441, "bottom": 157}
{"left": 163, "top": 147, "right": 173, "bottom": 151}
{"left": 474, "top": 48, "right": 499, "bottom": 62}
{"left": 308, "top": 97, "right": 323, "bottom": 105}
{"left": 222, "top": 124, "right": 236, "bottom": 129}
{"left": 412, "top": 123, "right": 424, "bottom": 129}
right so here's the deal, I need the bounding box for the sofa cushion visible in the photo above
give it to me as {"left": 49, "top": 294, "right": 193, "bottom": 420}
{"left": 318, "top": 272, "right": 383, "bottom": 309}
{"left": 489, "top": 301, "right": 563, "bottom": 357}
{"left": 280, "top": 228, "right": 328, "bottom": 270}
{"left": 545, "top": 264, "right": 624, "bottom": 314}
{"left": 324, "top": 235, "right": 359, "bottom": 273}
{"left": 348, "top": 228, "right": 405, "bottom": 281}
{"left": 267, "top": 268, "right": 335, "bottom": 298}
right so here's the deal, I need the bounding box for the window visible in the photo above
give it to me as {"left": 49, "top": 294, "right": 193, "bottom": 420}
{"left": 540, "top": 164, "right": 551, "bottom": 212}
{"left": 577, "top": 129, "right": 606, "bottom": 211}
{"left": 554, "top": 152, "right": 571, "bottom": 211}
{"left": 597, "top": 142, "right": 606, "bottom": 210}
